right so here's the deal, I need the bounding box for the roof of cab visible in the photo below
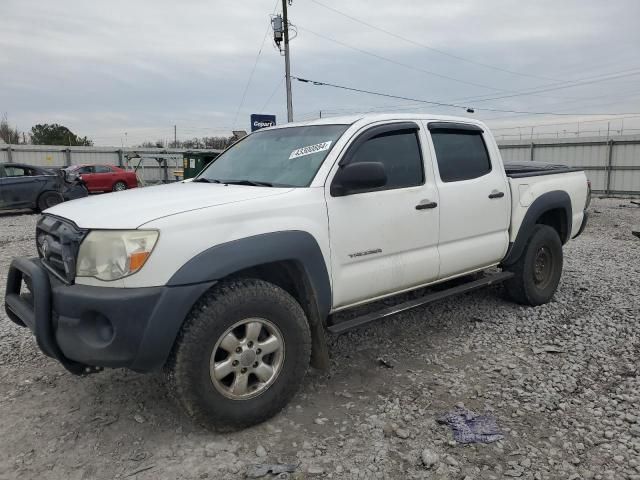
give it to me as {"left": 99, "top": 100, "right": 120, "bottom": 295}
{"left": 263, "top": 112, "right": 486, "bottom": 130}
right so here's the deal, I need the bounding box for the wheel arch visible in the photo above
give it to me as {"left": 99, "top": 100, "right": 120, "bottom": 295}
{"left": 502, "top": 190, "right": 572, "bottom": 266}
{"left": 36, "top": 189, "right": 64, "bottom": 211}
{"left": 166, "top": 231, "right": 332, "bottom": 369}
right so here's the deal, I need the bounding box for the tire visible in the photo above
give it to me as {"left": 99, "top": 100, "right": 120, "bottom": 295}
{"left": 504, "top": 224, "right": 563, "bottom": 306}
{"left": 37, "top": 191, "right": 64, "bottom": 211}
{"left": 165, "top": 278, "right": 311, "bottom": 431}
{"left": 112, "top": 181, "right": 127, "bottom": 192}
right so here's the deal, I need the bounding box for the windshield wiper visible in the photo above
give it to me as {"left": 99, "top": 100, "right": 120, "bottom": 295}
{"left": 193, "top": 178, "right": 222, "bottom": 183}
{"left": 224, "top": 179, "right": 274, "bottom": 187}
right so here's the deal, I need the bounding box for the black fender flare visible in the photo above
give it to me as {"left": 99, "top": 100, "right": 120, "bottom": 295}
{"left": 166, "top": 230, "right": 333, "bottom": 370}
{"left": 501, "top": 190, "right": 572, "bottom": 266}
{"left": 167, "top": 230, "right": 332, "bottom": 316}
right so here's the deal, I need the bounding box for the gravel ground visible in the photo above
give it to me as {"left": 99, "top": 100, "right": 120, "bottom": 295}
{"left": 0, "top": 198, "right": 638, "bottom": 480}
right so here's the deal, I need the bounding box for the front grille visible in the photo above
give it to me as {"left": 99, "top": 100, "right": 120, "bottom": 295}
{"left": 36, "top": 215, "right": 87, "bottom": 284}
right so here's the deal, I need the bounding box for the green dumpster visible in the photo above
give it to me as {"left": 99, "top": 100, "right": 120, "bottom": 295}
{"left": 182, "top": 152, "right": 220, "bottom": 179}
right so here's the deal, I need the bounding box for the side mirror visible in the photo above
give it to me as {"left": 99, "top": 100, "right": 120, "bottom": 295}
{"left": 331, "top": 162, "right": 387, "bottom": 196}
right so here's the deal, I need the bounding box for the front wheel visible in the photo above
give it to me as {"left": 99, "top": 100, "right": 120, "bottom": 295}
{"left": 165, "top": 278, "right": 311, "bottom": 431}
{"left": 504, "top": 224, "right": 563, "bottom": 306}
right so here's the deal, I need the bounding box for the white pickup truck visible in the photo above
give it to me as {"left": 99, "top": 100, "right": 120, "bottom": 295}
{"left": 5, "top": 114, "right": 590, "bottom": 430}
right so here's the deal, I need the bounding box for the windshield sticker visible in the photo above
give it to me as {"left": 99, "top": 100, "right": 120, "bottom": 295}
{"left": 289, "top": 141, "right": 332, "bottom": 159}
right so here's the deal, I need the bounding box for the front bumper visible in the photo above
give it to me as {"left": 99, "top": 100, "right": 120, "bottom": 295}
{"left": 5, "top": 257, "right": 213, "bottom": 375}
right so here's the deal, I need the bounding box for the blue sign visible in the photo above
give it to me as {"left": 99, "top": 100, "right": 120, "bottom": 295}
{"left": 250, "top": 114, "right": 276, "bottom": 132}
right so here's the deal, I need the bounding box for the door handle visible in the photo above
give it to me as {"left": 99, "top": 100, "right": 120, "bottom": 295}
{"left": 488, "top": 191, "right": 505, "bottom": 199}
{"left": 415, "top": 201, "right": 438, "bottom": 210}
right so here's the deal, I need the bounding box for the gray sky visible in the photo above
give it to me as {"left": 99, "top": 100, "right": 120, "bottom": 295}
{"left": 2, "top": 0, "right": 640, "bottom": 145}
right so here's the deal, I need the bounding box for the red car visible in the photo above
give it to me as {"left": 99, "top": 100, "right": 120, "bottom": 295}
{"left": 65, "top": 164, "right": 138, "bottom": 193}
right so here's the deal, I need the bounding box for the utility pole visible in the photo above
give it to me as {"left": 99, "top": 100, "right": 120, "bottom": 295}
{"left": 174, "top": 124, "right": 177, "bottom": 147}
{"left": 282, "top": 0, "right": 293, "bottom": 122}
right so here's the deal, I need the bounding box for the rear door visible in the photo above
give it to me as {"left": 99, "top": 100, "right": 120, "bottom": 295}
{"left": 326, "top": 121, "right": 440, "bottom": 309}
{"left": 425, "top": 122, "right": 510, "bottom": 279}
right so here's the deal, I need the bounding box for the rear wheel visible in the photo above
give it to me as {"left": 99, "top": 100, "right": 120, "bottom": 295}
{"left": 165, "top": 278, "right": 311, "bottom": 431}
{"left": 37, "top": 191, "right": 64, "bottom": 211}
{"left": 112, "top": 181, "right": 127, "bottom": 192}
{"left": 504, "top": 224, "right": 563, "bottom": 306}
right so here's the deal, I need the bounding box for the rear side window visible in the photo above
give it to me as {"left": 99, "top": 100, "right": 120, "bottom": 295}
{"left": 4, "top": 166, "right": 29, "bottom": 177}
{"left": 431, "top": 131, "right": 491, "bottom": 182}
{"left": 350, "top": 129, "right": 424, "bottom": 190}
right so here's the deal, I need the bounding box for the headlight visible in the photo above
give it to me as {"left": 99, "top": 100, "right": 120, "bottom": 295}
{"left": 76, "top": 230, "right": 158, "bottom": 281}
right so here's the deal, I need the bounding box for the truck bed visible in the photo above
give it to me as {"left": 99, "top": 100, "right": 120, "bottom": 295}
{"left": 504, "top": 161, "right": 583, "bottom": 178}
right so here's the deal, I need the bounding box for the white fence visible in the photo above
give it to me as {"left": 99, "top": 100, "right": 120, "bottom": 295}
{"left": 498, "top": 135, "right": 640, "bottom": 195}
{"left": 0, "top": 145, "right": 222, "bottom": 184}
{"left": 2, "top": 138, "right": 639, "bottom": 195}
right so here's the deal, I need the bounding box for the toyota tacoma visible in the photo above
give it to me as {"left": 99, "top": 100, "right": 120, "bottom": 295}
{"left": 5, "top": 114, "right": 590, "bottom": 430}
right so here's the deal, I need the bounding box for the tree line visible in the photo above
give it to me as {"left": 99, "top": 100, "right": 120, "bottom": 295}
{"left": 1, "top": 115, "right": 234, "bottom": 150}
{"left": 0, "top": 115, "right": 93, "bottom": 146}
{"left": 139, "top": 136, "right": 234, "bottom": 150}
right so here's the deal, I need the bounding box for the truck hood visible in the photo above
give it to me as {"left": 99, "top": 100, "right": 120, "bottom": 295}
{"left": 45, "top": 182, "right": 294, "bottom": 229}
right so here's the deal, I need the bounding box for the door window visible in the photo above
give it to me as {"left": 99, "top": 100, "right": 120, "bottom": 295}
{"left": 94, "top": 165, "right": 112, "bottom": 173}
{"left": 78, "top": 166, "right": 94, "bottom": 174}
{"left": 4, "top": 166, "right": 32, "bottom": 177}
{"left": 348, "top": 129, "right": 424, "bottom": 191}
{"left": 431, "top": 131, "right": 491, "bottom": 182}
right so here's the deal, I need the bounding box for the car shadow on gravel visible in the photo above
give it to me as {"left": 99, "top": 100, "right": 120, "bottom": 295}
{"left": 0, "top": 209, "right": 36, "bottom": 218}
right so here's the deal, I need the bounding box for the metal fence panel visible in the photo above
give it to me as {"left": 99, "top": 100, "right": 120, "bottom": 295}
{"left": 611, "top": 142, "right": 640, "bottom": 167}
{"left": 610, "top": 170, "right": 640, "bottom": 193}
{"left": 11, "top": 149, "right": 67, "bottom": 167}
{"left": 585, "top": 169, "right": 608, "bottom": 192}
{"left": 498, "top": 135, "right": 640, "bottom": 195}
{"left": 532, "top": 144, "right": 608, "bottom": 167}
{"left": 1, "top": 145, "right": 221, "bottom": 185}
{"left": 70, "top": 151, "right": 120, "bottom": 166}
{"left": 499, "top": 145, "right": 530, "bottom": 163}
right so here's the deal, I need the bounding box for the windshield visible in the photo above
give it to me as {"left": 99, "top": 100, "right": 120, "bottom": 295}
{"left": 197, "top": 124, "right": 349, "bottom": 187}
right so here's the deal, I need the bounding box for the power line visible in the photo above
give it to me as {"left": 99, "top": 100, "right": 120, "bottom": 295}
{"left": 232, "top": 0, "right": 280, "bottom": 129}
{"left": 298, "top": 25, "right": 508, "bottom": 92}
{"left": 298, "top": 25, "right": 624, "bottom": 105}
{"left": 452, "top": 68, "right": 640, "bottom": 105}
{"left": 308, "top": 0, "right": 560, "bottom": 83}
{"left": 292, "top": 76, "right": 640, "bottom": 116}
{"left": 260, "top": 76, "right": 286, "bottom": 112}
{"left": 304, "top": 67, "right": 640, "bottom": 117}
{"left": 489, "top": 114, "right": 640, "bottom": 131}
{"left": 480, "top": 90, "right": 640, "bottom": 123}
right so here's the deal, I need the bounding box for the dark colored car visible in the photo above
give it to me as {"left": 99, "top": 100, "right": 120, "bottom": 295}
{"left": 64, "top": 164, "right": 138, "bottom": 193}
{"left": 0, "top": 163, "right": 88, "bottom": 212}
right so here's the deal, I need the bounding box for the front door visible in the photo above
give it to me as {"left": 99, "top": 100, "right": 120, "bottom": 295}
{"left": 94, "top": 165, "right": 115, "bottom": 191}
{"left": 326, "top": 122, "right": 440, "bottom": 310}
{"left": 1, "top": 165, "right": 44, "bottom": 208}
{"left": 425, "top": 122, "right": 510, "bottom": 279}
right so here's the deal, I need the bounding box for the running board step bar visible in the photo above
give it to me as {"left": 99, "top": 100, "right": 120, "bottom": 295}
{"left": 327, "top": 271, "right": 514, "bottom": 335}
